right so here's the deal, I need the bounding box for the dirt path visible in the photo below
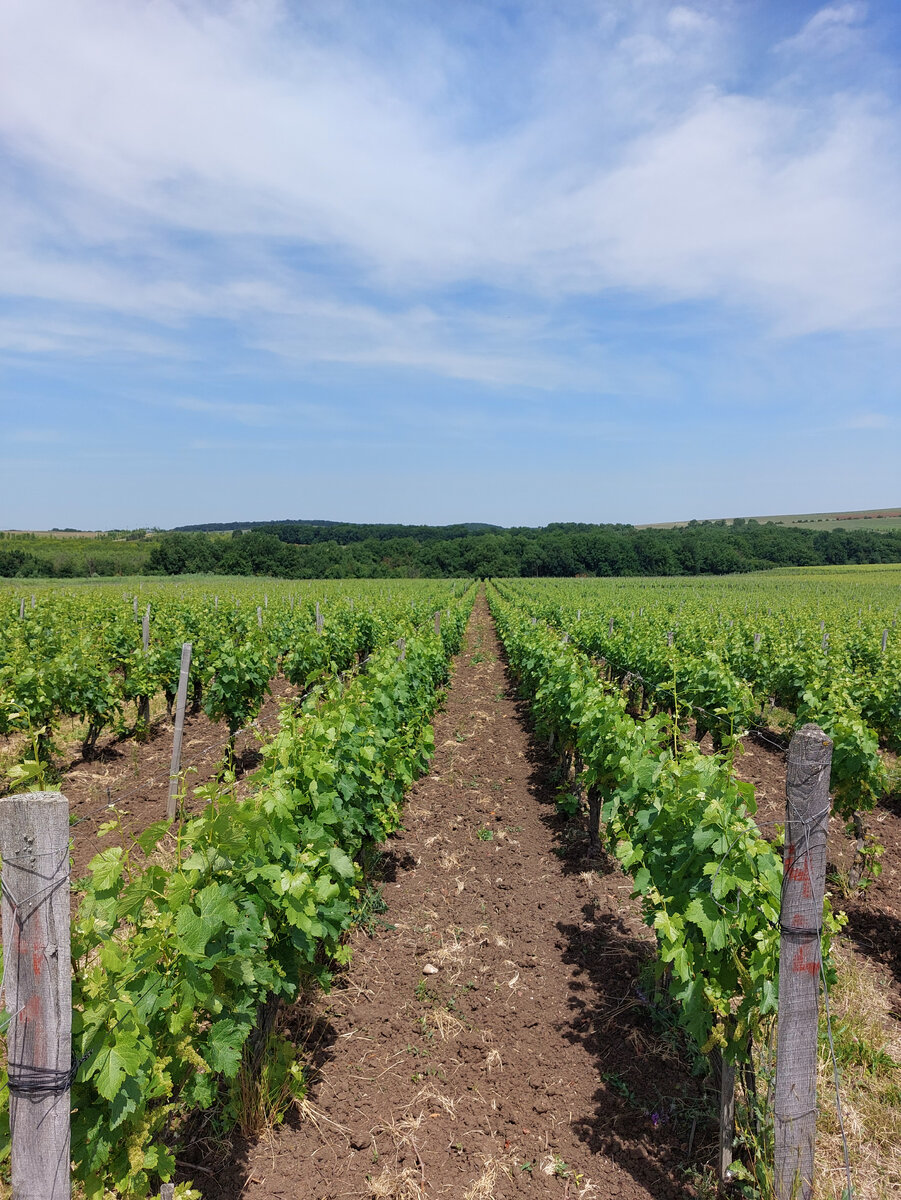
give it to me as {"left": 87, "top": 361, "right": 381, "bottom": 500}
{"left": 205, "top": 593, "right": 711, "bottom": 1199}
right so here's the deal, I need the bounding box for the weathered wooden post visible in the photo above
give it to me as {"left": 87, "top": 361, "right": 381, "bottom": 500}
{"left": 0, "top": 791, "right": 72, "bottom": 1199}
{"left": 718, "top": 1056, "right": 736, "bottom": 1183}
{"left": 774, "top": 723, "right": 833, "bottom": 1200}
{"left": 19, "top": 598, "right": 24, "bottom": 620}
{"left": 133, "top": 595, "right": 138, "bottom": 620}
{"left": 257, "top": 605, "right": 263, "bottom": 630}
{"left": 315, "top": 602, "right": 323, "bottom": 634}
{"left": 397, "top": 637, "right": 406, "bottom": 661}
{"left": 434, "top": 611, "right": 441, "bottom": 636}
{"left": 882, "top": 629, "right": 888, "bottom": 653}
{"left": 166, "top": 643, "right": 193, "bottom": 820}
{"left": 138, "top": 605, "right": 151, "bottom": 732}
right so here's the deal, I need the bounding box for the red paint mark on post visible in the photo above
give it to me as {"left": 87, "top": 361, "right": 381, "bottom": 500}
{"left": 792, "top": 943, "right": 819, "bottom": 977}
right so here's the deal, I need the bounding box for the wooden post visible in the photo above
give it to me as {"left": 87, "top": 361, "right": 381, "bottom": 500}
{"left": 138, "top": 606, "right": 151, "bottom": 731}
{"left": 609, "top": 617, "right": 614, "bottom": 636}
{"left": 666, "top": 631, "right": 673, "bottom": 646}
{"left": 133, "top": 595, "right": 138, "bottom": 620}
{"left": 774, "top": 723, "right": 833, "bottom": 1200}
{"left": 754, "top": 632, "right": 761, "bottom": 650}
{"left": 214, "top": 595, "right": 219, "bottom": 610}
{"left": 19, "top": 598, "right": 24, "bottom": 619}
{"left": 30, "top": 595, "right": 35, "bottom": 610}
{"left": 257, "top": 605, "right": 263, "bottom": 630}
{"left": 397, "top": 637, "right": 406, "bottom": 661}
{"left": 0, "top": 791, "right": 72, "bottom": 1200}
{"left": 587, "top": 788, "right": 601, "bottom": 849}
{"left": 160, "top": 1185, "right": 174, "bottom": 1200}
{"left": 434, "top": 611, "right": 441, "bottom": 635}
{"left": 166, "top": 643, "right": 192, "bottom": 820}
{"left": 316, "top": 602, "right": 323, "bottom": 634}
{"left": 264, "top": 594, "right": 268, "bottom": 609}
{"left": 882, "top": 629, "right": 888, "bottom": 653}
{"left": 719, "top": 1055, "right": 736, "bottom": 1183}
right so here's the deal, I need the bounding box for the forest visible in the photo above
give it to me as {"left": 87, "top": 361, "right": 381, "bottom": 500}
{"left": 4, "top": 519, "right": 901, "bottom": 578}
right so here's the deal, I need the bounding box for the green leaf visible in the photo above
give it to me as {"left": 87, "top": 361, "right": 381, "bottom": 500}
{"left": 88, "top": 847, "right": 126, "bottom": 891}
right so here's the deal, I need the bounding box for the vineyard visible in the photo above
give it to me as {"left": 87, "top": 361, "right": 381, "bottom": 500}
{"left": 0, "top": 569, "right": 900, "bottom": 1197}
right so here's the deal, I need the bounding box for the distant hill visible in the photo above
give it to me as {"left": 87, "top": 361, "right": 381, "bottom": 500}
{"left": 638, "top": 507, "right": 901, "bottom": 533}
{"left": 171, "top": 519, "right": 507, "bottom": 543}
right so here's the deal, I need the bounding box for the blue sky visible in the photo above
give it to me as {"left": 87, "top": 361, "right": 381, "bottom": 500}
{"left": 1, "top": 0, "right": 900, "bottom": 529}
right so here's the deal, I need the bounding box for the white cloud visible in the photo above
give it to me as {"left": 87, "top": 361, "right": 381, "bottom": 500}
{"left": 843, "top": 412, "right": 894, "bottom": 430}
{"left": 173, "top": 397, "right": 280, "bottom": 426}
{"left": 0, "top": 0, "right": 899, "bottom": 389}
{"left": 775, "top": 4, "right": 867, "bottom": 56}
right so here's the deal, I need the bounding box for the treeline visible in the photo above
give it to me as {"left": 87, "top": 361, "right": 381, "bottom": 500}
{"left": 147, "top": 522, "right": 901, "bottom": 577}
{"left": 4, "top": 521, "right": 901, "bottom": 580}
{"left": 0, "top": 541, "right": 152, "bottom": 579}
{"left": 173, "top": 519, "right": 505, "bottom": 543}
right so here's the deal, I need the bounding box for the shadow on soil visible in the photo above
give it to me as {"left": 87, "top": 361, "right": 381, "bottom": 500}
{"left": 181, "top": 838, "right": 412, "bottom": 1197}
{"left": 498, "top": 644, "right": 718, "bottom": 1198}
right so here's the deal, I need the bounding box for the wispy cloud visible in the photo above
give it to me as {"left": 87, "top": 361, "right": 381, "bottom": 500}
{"left": 0, "top": 1, "right": 899, "bottom": 527}
{"left": 173, "top": 397, "right": 280, "bottom": 427}
{"left": 843, "top": 411, "right": 895, "bottom": 430}
{"left": 775, "top": 4, "right": 868, "bottom": 57}
{"left": 1, "top": 0, "right": 900, "bottom": 365}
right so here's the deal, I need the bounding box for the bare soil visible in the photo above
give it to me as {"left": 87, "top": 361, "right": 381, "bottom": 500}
{"left": 0, "top": 677, "right": 299, "bottom": 879}
{"left": 191, "top": 594, "right": 717, "bottom": 1199}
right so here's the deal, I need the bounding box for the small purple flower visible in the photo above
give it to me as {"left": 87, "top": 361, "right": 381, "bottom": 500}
{"left": 650, "top": 1111, "right": 661, "bottom": 1127}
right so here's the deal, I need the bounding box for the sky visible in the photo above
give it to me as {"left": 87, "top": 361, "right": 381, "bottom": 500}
{"left": 1, "top": 0, "right": 900, "bottom": 530}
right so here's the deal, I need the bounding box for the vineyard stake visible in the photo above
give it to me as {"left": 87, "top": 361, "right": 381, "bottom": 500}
{"left": 434, "top": 610, "right": 441, "bottom": 635}
{"left": 167, "top": 643, "right": 193, "bottom": 821}
{"left": 138, "top": 606, "right": 151, "bottom": 732}
{"left": 774, "top": 723, "right": 833, "bottom": 1200}
{"left": 718, "top": 1055, "right": 736, "bottom": 1183}
{"left": 882, "top": 629, "right": 888, "bottom": 652}
{"left": 0, "top": 791, "right": 72, "bottom": 1200}
{"left": 257, "top": 605, "right": 263, "bottom": 629}
{"left": 19, "top": 598, "right": 24, "bottom": 619}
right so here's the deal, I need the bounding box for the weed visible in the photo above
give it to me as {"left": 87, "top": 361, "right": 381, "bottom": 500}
{"left": 224, "top": 1030, "right": 306, "bottom": 1138}
{"left": 476, "top": 826, "right": 494, "bottom": 842}
{"left": 414, "top": 979, "right": 435, "bottom": 1004}
{"left": 601, "top": 1070, "right": 639, "bottom": 1106}
{"left": 352, "top": 882, "right": 395, "bottom": 937}
{"left": 555, "top": 789, "right": 581, "bottom": 817}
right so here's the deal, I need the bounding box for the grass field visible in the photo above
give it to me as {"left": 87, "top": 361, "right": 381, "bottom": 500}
{"left": 638, "top": 506, "right": 901, "bottom": 532}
